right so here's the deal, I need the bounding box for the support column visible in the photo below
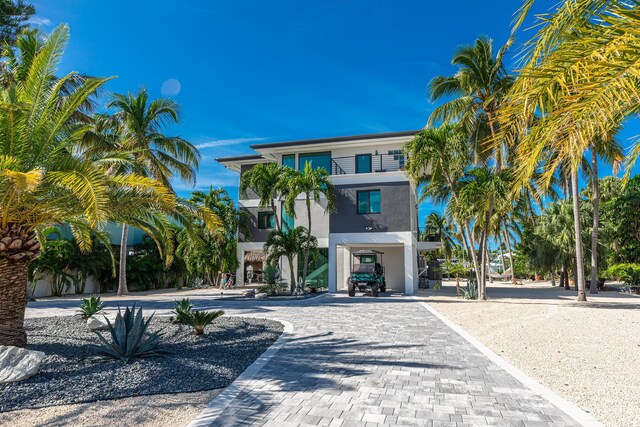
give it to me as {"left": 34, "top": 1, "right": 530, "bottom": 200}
{"left": 404, "top": 238, "right": 418, "bottom": 295}
{"left": 328, "top": 238, "right": 337, "bottom": 293}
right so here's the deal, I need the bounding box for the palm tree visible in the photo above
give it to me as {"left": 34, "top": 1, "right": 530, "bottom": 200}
{"left": 239, "top": 163, "right": 288, "bottom": 232}
{"left": 424, "top": 213, "right": 457, "bottom": 261}
{"left": 0, "top": 26, "right": 175, "bottom": 346}
{"left": 106, "top": 89, "right": 200, "bottom": 296}
{"left": 263, "top": 227, "right": 316, "bottom": 292}
{"left": 284, "top": 162, "right": 336, "bottom": 289}
{"left": 502, "top": 0, "right": 640, "bottom": 300}
{"left": 404, "top": 124, "right": 481, "bottom": 285}
{"left": 428, "top": 36, "right": 513, "bottom": 168}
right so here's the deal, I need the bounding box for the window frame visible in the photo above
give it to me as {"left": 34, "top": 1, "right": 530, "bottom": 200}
{"left": 282, "top": 154, "right": 295, "bottom": 169}
{"left": 298, "top": 151, "right": 332, "bottom": 173}
{"left": 257, "top": 211, "right": 275, "bottom": 229}
{"left": 356, "top": 190, "right": 381, "bottom": 215}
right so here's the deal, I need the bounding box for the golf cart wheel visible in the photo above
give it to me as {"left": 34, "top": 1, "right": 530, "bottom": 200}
{"left": 348, "top": 282, "right": 356, "bottom": 297}
{"left": 371, "top": 285, "right": 379, "bottom": 297}
{"left": 380, "top": 281, "right": 386, "bottom": 293}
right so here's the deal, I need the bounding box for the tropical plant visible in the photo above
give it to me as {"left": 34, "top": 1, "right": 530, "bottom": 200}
{"left": 443, "top": 261, "right": 467, "bottom": 296}
{"left": 104, "top": 89, "right": 200, "bottom": 296}
{"left": 239, "top": 163, "right": 288, "bottom": 232}
{"left": 170, "top": 298, "right": 193, "bottom": 324}
{"left": 92, "top": 305, "right": 165, "bottom": 363}
{"left": 29, "top": 238, "right": 73, "bottom": 297}
{"left": 183, "top": 309, "right": 224, "bottom": 335}
{"left": 284, "top": 161, "right": 336, "bottom": 288}
{"left": 0, "top": 26, "right": 178, "bottom": 347}
{"left": 263, "top": 227, "right": 316, "bottom": 293}
{"left": 605, "top": 263, "right": 640, "bottom": 289}
{"left": 461, "top": 279, "right": 478, "bottom": 300}
{"left": 0, "top": 0, "right": 35, "bottom": 46}
{"left": 76, "top": 295, "right": 103, "bottom": 319}
{"left": 423, "top": 213, "right": 457, "bottom": 261}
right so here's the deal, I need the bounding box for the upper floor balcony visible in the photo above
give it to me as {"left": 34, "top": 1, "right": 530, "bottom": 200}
{"left": 329, "top": 153, "right": 407, "bottom": 175}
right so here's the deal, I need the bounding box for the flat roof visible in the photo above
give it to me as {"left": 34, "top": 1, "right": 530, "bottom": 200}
{"left": 215, "top": 154, "right": 265, "bottom": 163}
{"left": 249, "top": 130, "right": 420, "bottom": 150}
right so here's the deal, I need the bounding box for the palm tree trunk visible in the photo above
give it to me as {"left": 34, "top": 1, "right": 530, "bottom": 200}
{"left": 301, "top": 196, "right": 312, "bottom": 290}
{"left": 272, "top": 200, "right": 281, "bottom": 232}
{"left": 551, "top": 271, "right": 557, "bottom": 286}
{"left": 498, "top": 238, "right": 506, "bottom": 273}
{"left": 0, "top": 258, "right": 32, "bottom": 347}
{"left": 562, "top": 261, "right": 570, "bottom": 290}
{"left": 118, "top": 224, "right": 129, "bottom": 296}
{"left": 571, "top": 167, "right": 587, "bottom": 302}
{"left": 590, "top": 149, "right": 599, "bottom": 294}
{"left": 479, "top": 229, "right": 488, "bottom": 300}
{"left": 287, "top": 255, "right": 296, "bottom": 293}
{"left": 503, "top": 227, "right": 515, "bottom": 283}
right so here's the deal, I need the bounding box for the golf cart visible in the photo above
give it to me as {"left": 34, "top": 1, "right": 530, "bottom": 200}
{"left": 348, "top": 249, "right": 386, "bottom": 297}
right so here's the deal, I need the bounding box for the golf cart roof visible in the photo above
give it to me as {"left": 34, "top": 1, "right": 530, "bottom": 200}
{"left": 352, "top": 249, "right": 384, "bottom": 256}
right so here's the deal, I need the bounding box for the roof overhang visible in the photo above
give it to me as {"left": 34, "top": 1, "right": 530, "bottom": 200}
{"left": 215, "top": 154, "right": 272, "bottom": 172}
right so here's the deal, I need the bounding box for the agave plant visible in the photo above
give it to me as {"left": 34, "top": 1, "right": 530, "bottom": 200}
{"left": 76, "top": 296, "right": 103, "bottom": 319}
{"left": 461, "top": 280, "right": 478, "bottom": 300}
{"left": 184, "top": 310, "right": 224, "bottom": 335}
{"left": 92, "top": 305, "right": 165, "bottom": 363}
{"left": 170, "top": 298, "right": 193, "bottom": 324}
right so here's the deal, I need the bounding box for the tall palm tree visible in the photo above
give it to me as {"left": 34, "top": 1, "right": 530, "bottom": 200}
{"left": 264, "top": 226, "right": 315, "bottom": 292}
{"left": 502, "top": 0, "right": 640, "bottom": 300}
{"left": 404, "top": 124, "right": 481, "bottom": 285}
{"left": 0, "top": 25, "right": 176, "bottom": 346}
{"left": 106, "top": 89, "right": 200, "bottom": 296}
{"left": 285, "top": 161, "right": 336, "bottom": 288}
{"left": 239, "top": 162, "right": 288, "bottom": 232}
{"left": 428, "top": 36, "right": 513, "bottom": 168}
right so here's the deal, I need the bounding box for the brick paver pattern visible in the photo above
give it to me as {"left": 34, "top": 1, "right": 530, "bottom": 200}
{"left": 26, "top": 293, "right": 581, "bottom": 427}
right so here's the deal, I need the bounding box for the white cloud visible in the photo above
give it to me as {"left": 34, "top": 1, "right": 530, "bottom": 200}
{"left": 195, "top": 137, "right": 266, "bottom": 150}
{"left": 161, "top": 78, "right": 181, "bottom": 96}
{"left": 28, "top": 16, "right": 51, "bottom": 26}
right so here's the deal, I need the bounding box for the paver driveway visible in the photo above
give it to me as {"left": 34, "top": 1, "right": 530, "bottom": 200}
{"left": 26, "top": 292, "right": 584, "bottom": 426}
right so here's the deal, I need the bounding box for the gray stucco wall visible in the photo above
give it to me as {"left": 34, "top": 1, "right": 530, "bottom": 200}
{"left": 239, "top": 207, "right": 272, "bottom": 243}
{"left": 329, "top": 182, "right": 412, "bottom": 233}
{"left": 239, "top": 164, "right": 260, "bottom": 200}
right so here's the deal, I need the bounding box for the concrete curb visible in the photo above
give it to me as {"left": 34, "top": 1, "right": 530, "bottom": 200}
{"left": 186, "top": 318, "right": 294, "bottom": 427}
{"left": 415, "top": 298, "right": 603, "bottom": 427}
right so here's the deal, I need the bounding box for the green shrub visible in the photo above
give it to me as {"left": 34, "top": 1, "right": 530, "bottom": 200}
{"left": 258, "top": 281, "right": 287, "bottom": 296}
{"left": 92, "top": 305, "right": 165, "bottom": 363}
{"left": 605, "top": 263, "right": 640, "bottom": 287}
{"left": 76, "top": 296, "right": 103, "bottom": 319}
{"left": 170, "top": 298, "right": 193, "bottom": 324}
{"left": 262, "top": 265, "right": 279, "bottom": 285}
{"left": 183, "top": 310, "right": 224, "bottom": 335}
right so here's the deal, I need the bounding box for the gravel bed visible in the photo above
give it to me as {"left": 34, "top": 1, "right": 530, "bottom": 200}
{"left": 0, "top": 315, "right": 283, "bottom": 412}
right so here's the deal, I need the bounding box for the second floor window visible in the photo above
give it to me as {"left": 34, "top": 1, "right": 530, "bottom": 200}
{"left": 298, "top": 151, "right": 331, "bottom": 173}
{"left": 258, "top": 211, "right": 275, "bottom": 229}
{"left": 357, "top": 190, "right": 381, "bottom": 214}
{"left": 282, "top": 154, "right": 295, "bottom": 169}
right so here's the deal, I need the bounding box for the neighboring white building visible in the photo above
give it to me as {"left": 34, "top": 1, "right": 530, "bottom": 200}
{"left": 216, "top": 130, "right": 441, "bottom": 295}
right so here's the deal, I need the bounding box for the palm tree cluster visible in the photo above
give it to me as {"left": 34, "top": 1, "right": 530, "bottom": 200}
{"left": 407, "top": 0, "right": 638, "bottom": 301}
{"left": 0, "top": 25, "right": 220, "bottom": 347}
{"left": 240, "top": 162, "right": 335, "bottom": 293}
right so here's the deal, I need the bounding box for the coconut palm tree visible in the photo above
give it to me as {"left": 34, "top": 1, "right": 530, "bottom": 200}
{"left": 0, "top": 25, "right": 176, "bottom": 346}
{"left": 404, "top": 124, "right": 481, "bottom": 285}
{"left": 106, "top": 89, "right": 200, "bottom": 296}
{"left": 264, "top": 226, "right": 316, "bottom": 292}
{"left": 428, "top": 36, "right": 513, "bottom": 168}
{"left": 284, "top": 161, "right": 336, "bottom": 289}
{"left": 239, "top": 162, "right": 288, "bottom": 232}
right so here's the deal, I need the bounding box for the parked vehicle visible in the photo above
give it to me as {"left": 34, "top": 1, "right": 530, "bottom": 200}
{"left": 348, "top": 250, "right": 386, "bottom": 297}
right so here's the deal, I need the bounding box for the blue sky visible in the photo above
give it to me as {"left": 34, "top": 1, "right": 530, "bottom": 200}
{"left": 32, "top": 1, "right": 640, "bottom": 226}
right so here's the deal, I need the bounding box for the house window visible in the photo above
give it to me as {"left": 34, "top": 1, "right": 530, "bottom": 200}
{"left": 298, "top": 152, "right": 331, "bottom": 173}
{"left": 355, "top": 154, "right": 372, "bottom": 174}
{"left": 282, "top": 154, "right": 295, "bottom": 169}
{"left": 258, "top": 211, "right": 275, "bottom": 229}
{"left": 388, "top": 149, "right": 405, "bottom": 168}
{"left": 281, "top": 204, "right": 294, "bottom": 231}
{"left": 357, "top": 190, "right": 381, "bottom": 214}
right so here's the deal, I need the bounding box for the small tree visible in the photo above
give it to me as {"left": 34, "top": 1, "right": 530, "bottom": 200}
{"left": 264, "top": 227, "right": 316, "bottom": 293}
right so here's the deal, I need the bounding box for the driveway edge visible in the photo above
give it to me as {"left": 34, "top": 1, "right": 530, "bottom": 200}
{"left": 186, "top": 318, "right": 294, "bottom": 427}
{"left": 415, "top": 298, "right": 603, "bottom": 427}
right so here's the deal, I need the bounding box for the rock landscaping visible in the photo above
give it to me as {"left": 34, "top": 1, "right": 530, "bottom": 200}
{"left": 0, "top": 346, "right": 45, "bottom": 384}
{"left": 0, "top": 315, "right": 282, "bottom": 412}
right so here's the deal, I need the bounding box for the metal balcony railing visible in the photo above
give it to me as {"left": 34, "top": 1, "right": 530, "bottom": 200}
{"left": 330, "top": 153, "right": 407, "bottom": 175}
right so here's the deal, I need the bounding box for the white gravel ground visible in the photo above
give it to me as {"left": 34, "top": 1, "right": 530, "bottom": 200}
{"left": 0, "top": 390, "right": 221, "bottom": 427}
{"left": 421, "top": 280, "right": 640, "bottom": 427}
